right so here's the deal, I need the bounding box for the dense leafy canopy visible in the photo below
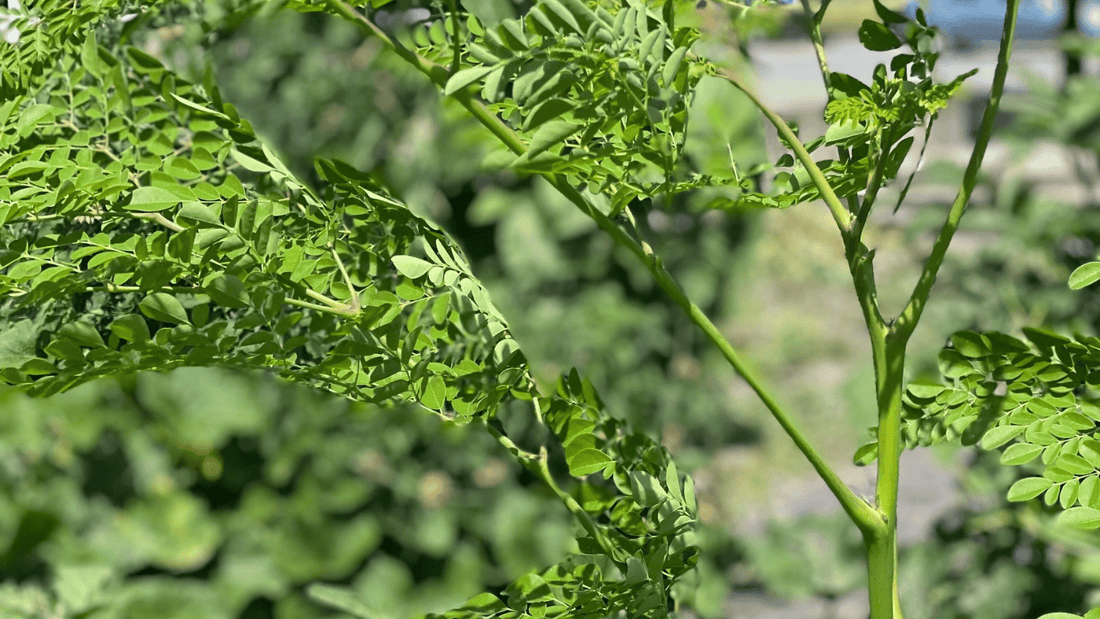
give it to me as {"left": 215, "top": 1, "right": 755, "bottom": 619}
{"left": 0, "top": 1, "right": 699, "bottom": 616}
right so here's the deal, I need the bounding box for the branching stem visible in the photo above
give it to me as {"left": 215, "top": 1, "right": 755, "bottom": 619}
{"left": 321, "top": 0, "right": 883, "bottom": 536}
{"left": 893, "top": 0, "right": 1021, "bottom": 346}
{"left": 716, "top": 70, "right": 854, "bottom": 234}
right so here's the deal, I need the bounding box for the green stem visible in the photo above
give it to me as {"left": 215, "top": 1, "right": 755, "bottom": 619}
{"left": 286, "top": 295, "right": 359, "bottom": 316}
{"left": 869, "top": 3, "right": 1020, "bottom": 616}
{"left": 716, "top": 70, "right": 854, "bottom": 234}
{"left": 868, "top": 336, "right": 905, "bottom": 619}
{"left": 319, "top": 0, "right": 883, "bottom": 535}
{"left": 445, "top": 0, "right": 461, "bottom": 74}
{"left": 866, "top": 525, "right": 901, "bottom": 619}
{"left": 893, "top": 0, "right": 1021, "bottom": 346}
{"left": 798, "top": 0, "right": 866, "bottom": 235}
{"left": 329, "top": 247, "right": 361, "bottom": 312}
{"left": 800, "top": 0, "right": 834, "bottom": 93}
{"left": 854, "top": 133, "right": 889, "bottom": 241}
{"left": 482, "top": 419, "right": 624, "bottom": 565}
{"left": 132, "top": 211, "right": 184, "bottom": 233}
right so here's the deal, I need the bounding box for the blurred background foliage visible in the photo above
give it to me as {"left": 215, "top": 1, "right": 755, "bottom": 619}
{"left": 7, "top": 0, "right": 1100, "bottom": 617}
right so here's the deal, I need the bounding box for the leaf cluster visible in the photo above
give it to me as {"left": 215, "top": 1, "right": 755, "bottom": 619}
{"left": 383, "top": 0, "right": 718, "bottom": 214}
{"left": 857, "top": 327, "right": 1100, "bottom": 532}
{"left": 721, "top": 2, "right": 976, "bottom": 213}
{"left": 0, "top": 3, "right": 698, "bottom": 617}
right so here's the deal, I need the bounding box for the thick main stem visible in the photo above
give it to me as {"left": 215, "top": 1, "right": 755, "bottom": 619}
{"left": 867, "top": 336, "right": 905, "bottom": 619}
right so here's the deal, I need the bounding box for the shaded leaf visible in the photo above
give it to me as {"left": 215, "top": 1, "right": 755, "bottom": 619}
{"left": 139, "top": 293, "right": 191, "bottom": 325}
{"left": 858, "top": 20, "right": 902, "bottom": 51}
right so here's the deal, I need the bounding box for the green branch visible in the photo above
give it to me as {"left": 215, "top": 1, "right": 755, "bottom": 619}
{"left": 893, "top": 0, "right": 1021, "bottom": 345}
{"left": 320, "top": 0, "right": 883, "bottom": 535}
{"left": 716, "top": 70, "right": 854, "bottom": 235}
{"left": 854, "top": 134, "right": 889, "bottom": 241}
{"left": 481, "top": 417, "right": 625, "bottom": 565}
{"left": 800, "top": 0, "right": 834, "bottom": 94}
{"left": 798, "top": 0, "right": 866, "bottom": 225}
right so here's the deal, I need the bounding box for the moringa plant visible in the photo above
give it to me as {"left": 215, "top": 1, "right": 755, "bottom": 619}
{"left": 2, "top": 0, "right": 1100, "bottom": 617}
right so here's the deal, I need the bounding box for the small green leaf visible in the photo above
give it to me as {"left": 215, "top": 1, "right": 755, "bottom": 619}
{"left": 16, "top": 104, "right": 58, "bottom": 137}
{"left": 59, "top": 319, "right": 105, "bottom": 348}
{"left": 0, "top": 320, "right": 38, "bottom": 369}
{"left": 139, "top": 293, "right": 191, "bottom": 325}
{"left": 1023, "top": 327, "right": 1071, "bottom": 347}
{"left": 1057, "top": 506, "right": 1100, "bottom": 530}
{"left": 951, "top": 331, "right": 991, "bottom": 358}
{"left": 230, "top": 147, "right": 273, "bottom": 173}
{"left": 540, "top": 0, "right": 583, "bottom": 34}
{"left": 444, "top": 65, "right": 500, "bottom": 95}
{"left": 1070, "top": 262, "right": 1100, "bottom": 290}
{"left": 126, "top": 187, "right": 181, "bottom": 212}
{"left": 906, "top": 379, "right": 945, "bottom": 400}
{"left": 1057, "top": 453, "right": 1095, "bottom": 476}
{"left": 1037, "top": 614, "right": 1084, "bottom": 619}
{"left": 568, "top": 448, "right": 612, "bottom": 477}
{"left": 1061, "top": 478, "right": 1081, "bottom": 509}
{"left": 206, "top": 275, "right": 248, "bottom": 308}
{"left": 177, "top": 202, "right": 220, "bottom": 226}
{"left": 421, "top": 375, "right": 447, "bottom": 409}
{"left": 169, "top": 93, "right": 231, "bottom": 120}
{"left": 825, "top": 120, "right": 870, "bottom": 144}
{"left": 392, "top": 256, "right": 433, "bottom": 279}
{"left": 525, "top": 120, "right": 583, "bottom": 160}
{"left": 1079, "top": 475, "right": 1100, "bottom": 508}
{"left": 872, "top": 0, "right": 909, "bottom": 24}
{"left": 1006, "top": 477, "right": 1052, "bottom": 501}
{"left": 858, "top": 19, "right": 902, "bottom": 51}
{"left": 665, "top": 459, "right": 682, "bottom": 503}
{"left": 629, "top": 470, "right": 667, "bottom": 506}
{"left": 1000, "top": 442, "right": 1043, "bottom": 466}
{"left": 638, "top": 27, "right": 663, "bottom": 64}
{"left": 109, "top": 314, "right": 151, "bottom": 343}
{"left": 979, "top": 425, "right": 1024, "bottom": 450}
{"left": 625, "top": 556, "right": 648, "bottom": 583}
{"left": 455, "top": 592, "right": 506, "bottom": 614}
{"left": 661, "top": 46, "right": 687, "bottom": 86}
{"left": 853, "top": 442, "right": 878, "bottom": 466}
{"left": 166, "top": 158, "right": 202, "bottom": 180}
{"left": 80, "top": 31, "right": 109, "bottom": 77}
{"left": 306, "top": 584, "right": 380, "bottom": 619}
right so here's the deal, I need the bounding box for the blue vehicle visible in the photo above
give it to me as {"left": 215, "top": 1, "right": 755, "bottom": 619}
{"left": 904, "top": 0, "right": 1100, "bottom": 46}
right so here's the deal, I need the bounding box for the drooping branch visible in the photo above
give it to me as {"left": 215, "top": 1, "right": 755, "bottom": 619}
{"left": 319, "top": 0, "right": 884, "bottom": 535}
